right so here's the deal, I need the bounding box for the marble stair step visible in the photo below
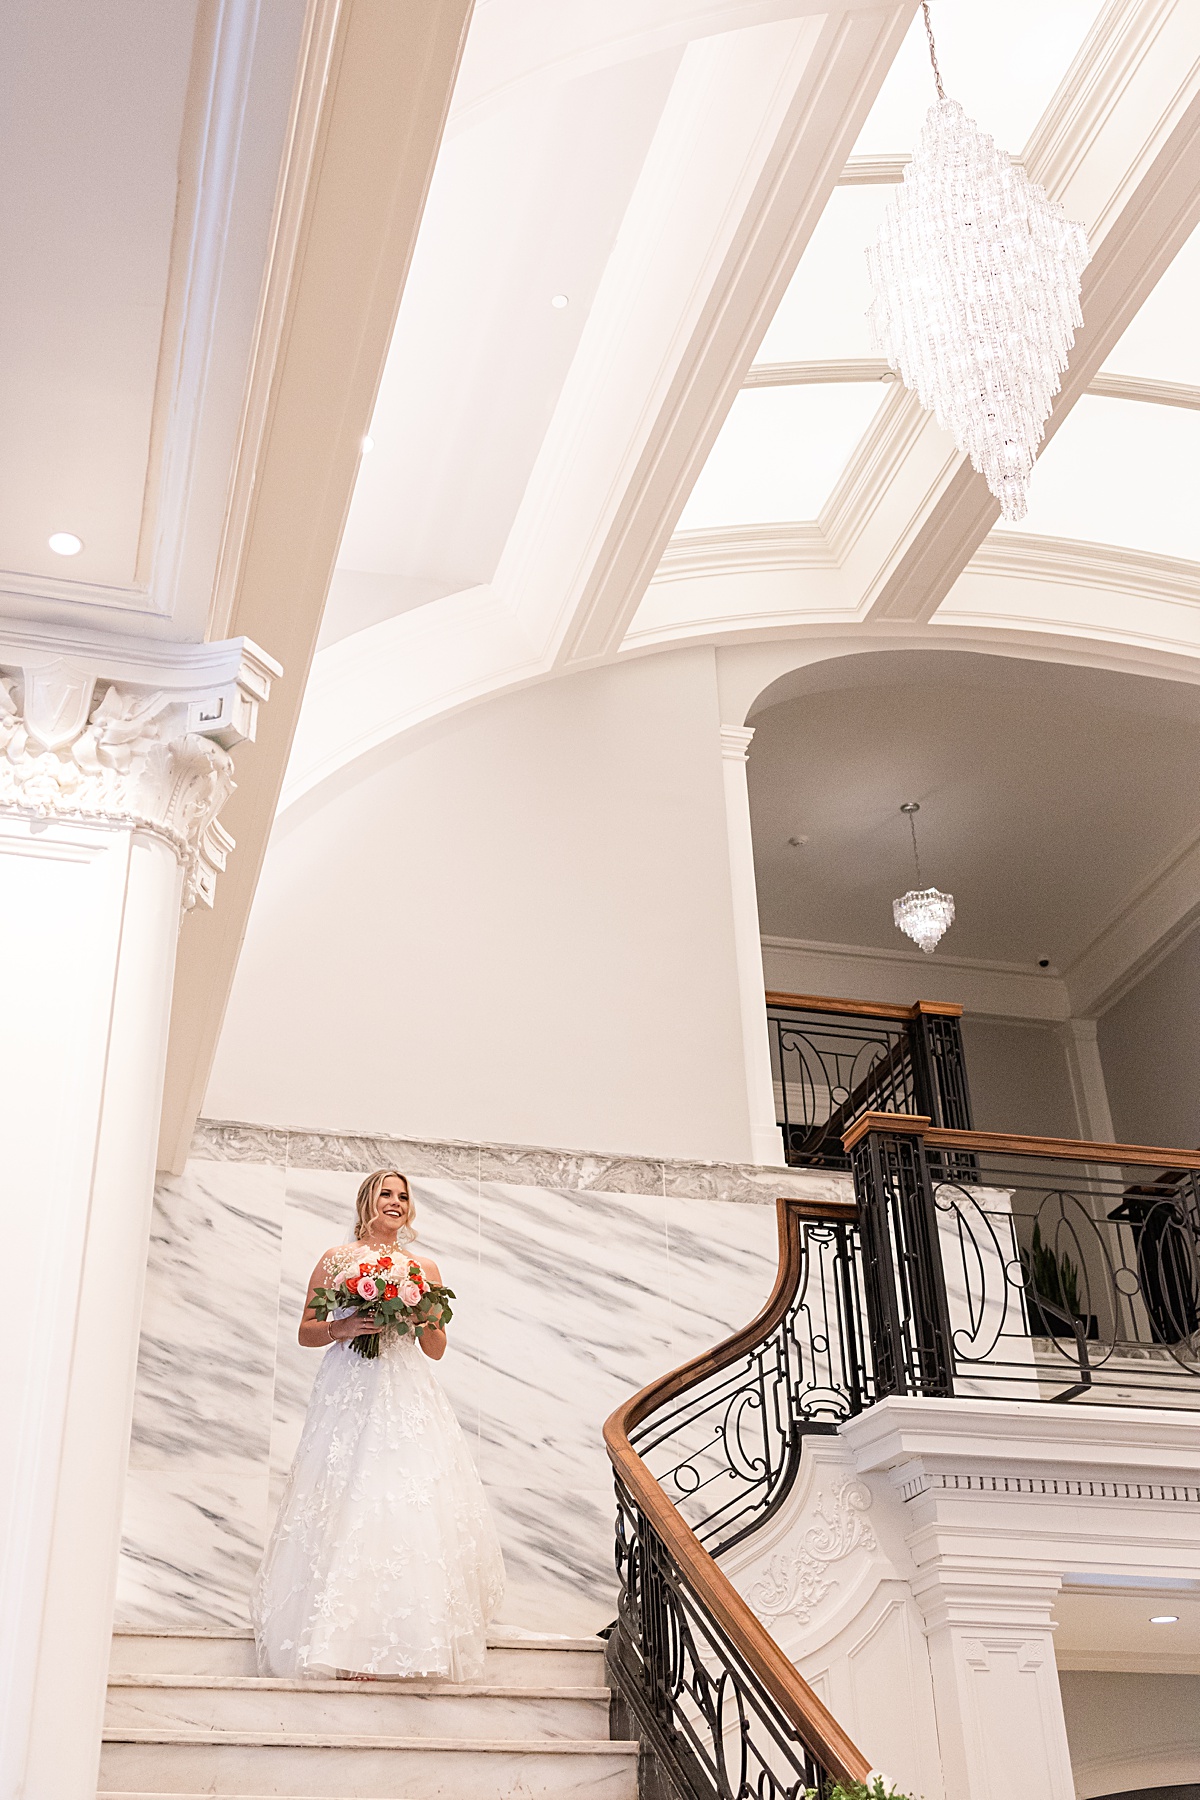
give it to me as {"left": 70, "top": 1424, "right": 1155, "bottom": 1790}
{"left": 99, "top": 1731, "right": 639, "bottom": 1799}
{"left": 105, "top": 1675, "right": 610, "bottom": 1740}
{"left": 109, "top": 1630, "right": 608, "bottom": 1687}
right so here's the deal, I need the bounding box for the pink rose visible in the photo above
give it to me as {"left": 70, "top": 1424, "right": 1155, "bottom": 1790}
{"left": 398, "top": 1280, "right": 422, "bottom": 1306}
{"left": 357, "top": 1275, "right": 379, "bottom": 1301}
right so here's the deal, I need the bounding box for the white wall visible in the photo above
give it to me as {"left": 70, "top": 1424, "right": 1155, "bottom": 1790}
{"left": 1098, "top": 925, "right": 1200, "bottom": 1150}
{"left": 1059, "top": 1671, "right": 1200, "bottom": 1798}
{"left": 959, "top": 1017, "right": 1080, "bottom": 1139}
{"left": 206, "top": 647, "right": 755, "bottom": 1162}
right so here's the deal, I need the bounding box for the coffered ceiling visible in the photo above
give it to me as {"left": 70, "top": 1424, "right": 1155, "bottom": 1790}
{"left": 284, "top": 0, "right": 1200, "bottom": 816}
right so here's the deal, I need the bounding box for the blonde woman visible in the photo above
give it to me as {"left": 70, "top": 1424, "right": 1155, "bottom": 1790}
{"left": 252, "top": 1170, "right": 504, "bottom": 1680}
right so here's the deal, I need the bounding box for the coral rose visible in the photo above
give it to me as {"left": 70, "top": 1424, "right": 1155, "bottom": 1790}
{"left": 384, "top": 1283, "right": 399, "bottom": 1299}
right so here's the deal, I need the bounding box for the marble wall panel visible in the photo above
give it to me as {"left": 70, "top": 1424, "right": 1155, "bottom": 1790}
{"left": 119, "top": 1156, "right": 783, "bottom": 1636}
{"left": 116, "top": 1163, "right": 287, "bottom": 1627}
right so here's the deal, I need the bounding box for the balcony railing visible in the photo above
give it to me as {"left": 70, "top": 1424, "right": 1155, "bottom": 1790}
{"left": 604, "top": 1113, "right": 1200, "bottom": 1798}
{"left": 766, "top": 992, "right": 973, "bottom": 1169}
{"left": 846, "top": 1113, "right": 1200, "bottom": 1407}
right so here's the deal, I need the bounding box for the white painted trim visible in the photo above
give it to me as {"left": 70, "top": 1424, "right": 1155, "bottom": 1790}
{"left": 742, "top": 357, "right": 1200, "bottom": 413}
{"left": 761, "top": 932, "right": 1071, "bottom": 1022}
{"left": 1058, "top": 1017, "right": 1117, "bottom": 1141}
{"left": 1064, "top": 821, "right": 1200, "bottom": 1016}
{"left": 720, "top": 726, "right": 786, "bottom": 1164}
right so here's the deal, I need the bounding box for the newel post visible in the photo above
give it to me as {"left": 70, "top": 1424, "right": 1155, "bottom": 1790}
{"left": 845, "top": 1113, "right": 955, "bottom": 1398}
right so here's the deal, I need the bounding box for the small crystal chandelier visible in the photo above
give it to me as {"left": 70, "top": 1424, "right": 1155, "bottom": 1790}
{"left": 866, "top": 4, "right": 1091, "bottom": 521}
{"left": 893, "top": 802, "right": 954, "bottom": 954}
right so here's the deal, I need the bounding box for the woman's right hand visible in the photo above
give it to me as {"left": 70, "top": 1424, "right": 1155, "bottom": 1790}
{"left": 328, "top": 1314, "right": 381, "bottom": 1341}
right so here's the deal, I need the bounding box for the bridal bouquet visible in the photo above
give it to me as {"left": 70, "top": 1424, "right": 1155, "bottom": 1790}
{"left": 311, "top": 1253, "right": 455, "bottom": 1359}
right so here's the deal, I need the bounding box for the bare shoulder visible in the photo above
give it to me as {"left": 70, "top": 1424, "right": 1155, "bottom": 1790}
{"left": 412, "top": 1251, "right": 442, "bottom": 1284}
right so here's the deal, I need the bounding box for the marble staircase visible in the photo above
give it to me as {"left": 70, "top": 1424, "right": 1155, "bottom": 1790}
{"left": 100, "top": 1628, "right": 639, "bottom": 1800}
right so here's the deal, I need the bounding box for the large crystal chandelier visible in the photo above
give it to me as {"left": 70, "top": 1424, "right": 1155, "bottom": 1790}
{"left": 893, "top": 802, "right": 954, "bottom": 954}
{"left": 866, "top": 4, "right": 1091, "bottom": 521}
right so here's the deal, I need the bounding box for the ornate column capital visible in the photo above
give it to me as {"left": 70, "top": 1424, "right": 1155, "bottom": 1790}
{"left": 0, "top": 626, "right": 281, "bottom": 912}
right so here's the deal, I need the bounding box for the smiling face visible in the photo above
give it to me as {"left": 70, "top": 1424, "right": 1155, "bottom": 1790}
{"left": 371, "top": 1173, "right": 411, "bottom": 1236}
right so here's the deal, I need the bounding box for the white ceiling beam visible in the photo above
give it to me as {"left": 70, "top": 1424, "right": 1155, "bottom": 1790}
{"left": 493, "top": 3, "right": 916, "bottom": 670}
{"left": 278, "top": 3, "right": 917, "bottom": 813}
{"left": 157, "top": 0, "right": 473, "bottom": 1173}
{"left": 851, "top": 0, "right": 1200, "bottom": 628}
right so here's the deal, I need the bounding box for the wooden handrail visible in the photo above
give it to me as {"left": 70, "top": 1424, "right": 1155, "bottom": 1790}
{"left": 766, "top": 990, "right": 963, "bottom": 1021}
{"left": 603, "top": 1197, "right": 870, "bottom": 1787}
{"left": 842, "top": 1110, "right": 1200, "bottom": 1169}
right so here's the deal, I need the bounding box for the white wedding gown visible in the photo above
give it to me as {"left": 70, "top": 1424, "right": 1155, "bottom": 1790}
{"left": 252, "top": 1321, "right": 505, "bottom": 1679}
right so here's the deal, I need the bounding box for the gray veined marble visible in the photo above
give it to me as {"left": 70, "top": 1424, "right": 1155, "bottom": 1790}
{"left": 116, "top": 1164, "right": 287, "bottom": 1627}
{"left": 118, "top": 1159, "right": 781, "bottom": 1636}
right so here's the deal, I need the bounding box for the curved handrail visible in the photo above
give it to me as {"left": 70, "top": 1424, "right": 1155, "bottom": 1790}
{"left": 603, "top": 1196, "right": 871, "bottom": 1790}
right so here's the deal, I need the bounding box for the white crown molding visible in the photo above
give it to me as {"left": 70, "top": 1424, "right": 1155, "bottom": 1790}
{"left": 651, "top": 527, "right": 1200, "bottom": 617}
{"left": 760, "top": 932, "right": 1071, "bottom": 1022}
{"left": 966, "top": 534, "right": 1200, "bottom": 607}
{"left": 718, "top": 723, "right": 755, "bottom": 761}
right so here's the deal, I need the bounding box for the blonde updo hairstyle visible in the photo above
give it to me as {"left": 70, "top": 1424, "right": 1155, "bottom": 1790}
{"left": 353, "top": 1168, "right": 417, "bottom": 1244}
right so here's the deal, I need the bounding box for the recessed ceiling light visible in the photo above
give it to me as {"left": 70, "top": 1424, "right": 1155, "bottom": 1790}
{"left": 48, "top": 532, "right": 83, "bottom": 556}
{"left": 550, "top": 294, "right": 569, "bottom": 309}
{"left": 1150, "top": 1615, "right": 1179, "bottom": 1624}
{"left": 361, "top": 435, "right": 375, "bottom": 454}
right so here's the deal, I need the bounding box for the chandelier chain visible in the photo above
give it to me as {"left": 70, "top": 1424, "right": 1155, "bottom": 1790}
{"left": 908, "top": 807, "right": 923, "bottom": 885}
{"left": 921, "top": 2, "right": 945, "bottom": 102}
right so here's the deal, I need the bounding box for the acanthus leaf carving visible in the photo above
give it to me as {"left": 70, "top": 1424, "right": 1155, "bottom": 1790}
{"left": 748, "top": 1476, "right": 878, "bottom": 1624}
{"left": 0, "top": 667, "right": 245, "bottom": 918}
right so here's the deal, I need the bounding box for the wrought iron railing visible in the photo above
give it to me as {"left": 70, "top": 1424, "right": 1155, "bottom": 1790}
{"left": 605, "top": 1114, "right": 1200, "bottom": 1798}
{"left": 846, "top": 1114, "right": 1200, "bottom": 1407}
{"left": 604, "top": 1198, "right": 872, "bottom": 1799}
{"left": 766, "top": 993, "right": 972, "bottom": 1169}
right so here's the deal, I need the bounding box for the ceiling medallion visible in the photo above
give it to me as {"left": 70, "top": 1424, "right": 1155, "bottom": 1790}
{"left": 892, "top": 801, "right": 954, "bottom": 954}
{"left": 866, "top": 3, "right": 1091, "bottom": 521}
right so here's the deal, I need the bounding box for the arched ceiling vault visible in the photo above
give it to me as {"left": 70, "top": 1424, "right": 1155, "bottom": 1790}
{"left": 284, "top": 0, "right": 1200, "bottom": 815}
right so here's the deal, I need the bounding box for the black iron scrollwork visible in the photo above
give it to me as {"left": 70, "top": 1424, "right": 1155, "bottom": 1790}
{"left": 769, "top": 1003, "right": 972, "bottom": 1169}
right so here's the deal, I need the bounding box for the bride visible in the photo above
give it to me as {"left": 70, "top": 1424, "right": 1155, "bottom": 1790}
{"left": 252, "top": 1169, "right": 505, "bottom": 1680}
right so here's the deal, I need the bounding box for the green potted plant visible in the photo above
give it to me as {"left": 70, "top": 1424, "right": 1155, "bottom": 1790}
{"left": 1024, "top": 1222, "right": 1097, "bottom": 1339}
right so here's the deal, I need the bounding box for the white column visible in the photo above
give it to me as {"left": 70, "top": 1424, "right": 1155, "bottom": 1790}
{"left": 0, "top": 633, "right": 277, "bottom": 1799}
{"left": 911, "top": 1569, "right": 1076, "bottom": 1800}
{"left": 719, "top": 725, "right": 784, "bottom": 1166}
{"left": 1059, "top": 1017, "right": 1117, "bottom": 1142}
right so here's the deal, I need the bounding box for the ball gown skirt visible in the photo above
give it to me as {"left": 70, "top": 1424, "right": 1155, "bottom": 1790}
{"left": 251, "top": 1326, "right": 505, "bottom": 1679}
